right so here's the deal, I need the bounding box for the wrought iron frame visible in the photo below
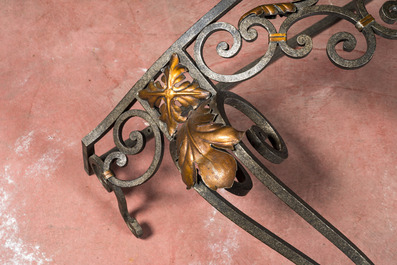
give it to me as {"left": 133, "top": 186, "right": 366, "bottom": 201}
{"left": 81, "top": 0, "right": 396, "bottom": 264}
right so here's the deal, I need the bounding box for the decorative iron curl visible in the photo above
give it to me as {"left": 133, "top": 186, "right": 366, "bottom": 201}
{"left": 279, "top": 5, "right": 377, "bottom": 69}
{"left": 103, "top": 151, "right": 128, "bottom": 174}
{"left": 355, "top": 0, "right": 397, "bottom": 39}
{"left": 194, "top": 16, "right": 278, "bottom": 83}
{"left": 379, "top": 1, "right": 397, "bottom": 25}
{"left": 85, "top": 109, "right": 164, "bottom": 237}
{"left": 214, "top": 90, "right": 288, "bottom": 165}
{"left": 194, "top": 1, "right": 387, "bottom": 82}
{"left": 109, "top": 109, "right": 164, "bottom": 188}
{"left": 88, "top": 153, "right": 144, "bottom": 238}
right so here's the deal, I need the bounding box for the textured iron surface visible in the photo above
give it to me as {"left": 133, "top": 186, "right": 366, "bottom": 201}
{"left": 82, "top": 0, "right": 396, "bottom": 264}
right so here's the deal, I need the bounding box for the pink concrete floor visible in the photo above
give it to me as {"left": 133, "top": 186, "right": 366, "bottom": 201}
{"left": 1, "top": 0, "right": 396, "bottom": 264}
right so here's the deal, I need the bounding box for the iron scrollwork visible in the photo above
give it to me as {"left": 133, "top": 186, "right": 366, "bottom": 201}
{"left": 194, "top": 0, "right": 396, "bottom": 83}
{"left": 81, "top": 0, "right": 396, "bottom": 264}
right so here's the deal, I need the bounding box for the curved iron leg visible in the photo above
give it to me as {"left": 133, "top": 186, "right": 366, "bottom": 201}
{"left": 234, "top": 144, "right": 374, "bottom": 265}
{"left": 194, "top": 181, "right": 319, "bottom": 265}
{"left": 112, "top": 183, "right": 143, "bottom": 238}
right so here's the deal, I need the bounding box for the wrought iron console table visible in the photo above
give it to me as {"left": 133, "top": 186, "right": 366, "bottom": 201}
{"left": 82, "top": 0, "right": 396, "bottom": 264}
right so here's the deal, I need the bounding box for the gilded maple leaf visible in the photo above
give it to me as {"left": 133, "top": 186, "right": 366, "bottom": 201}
{"left": 176, "top": 102, "right": 244, "bottom": 190}
{"left": 139, "top": 54, "right": 210, "bottom": 136}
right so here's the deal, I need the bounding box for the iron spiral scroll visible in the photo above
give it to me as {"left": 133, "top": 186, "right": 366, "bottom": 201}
{"left": 81, "top": 0, "right": 397, "bottom": 264}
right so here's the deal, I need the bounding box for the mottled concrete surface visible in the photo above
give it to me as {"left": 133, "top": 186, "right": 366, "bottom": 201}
{"left": 0, "top": 0, "right": 396, "bottom": 264}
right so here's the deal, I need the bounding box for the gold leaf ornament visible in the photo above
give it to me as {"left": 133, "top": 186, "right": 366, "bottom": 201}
{"left": 176, "top": 102, "right": 244, "bottom": 190}
{"left": 239, "top": 2, "right": 298, "bottom": 25}
{"left": 139, "top": 54, "right": 210, "bottom": 136}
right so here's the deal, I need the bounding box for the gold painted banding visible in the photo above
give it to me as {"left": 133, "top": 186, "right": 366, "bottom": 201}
{"left": 269, "top": 33, "right": 287, "bottom": 42}
{"left": 356, "top": 14, "right": 375, "bottom": 31}
{"left": 103, "top": 170, "right": 114, "bottom": 180}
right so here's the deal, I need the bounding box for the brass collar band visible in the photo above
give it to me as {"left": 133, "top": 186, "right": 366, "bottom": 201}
{"left": 355, "top": 14, "right": 375, "bottom": 31}
{"left": 269, "top": 33, "right": 287, "bottom": 42}
{"left": 103, "top": 170, "right": 114, "bottom": 180}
